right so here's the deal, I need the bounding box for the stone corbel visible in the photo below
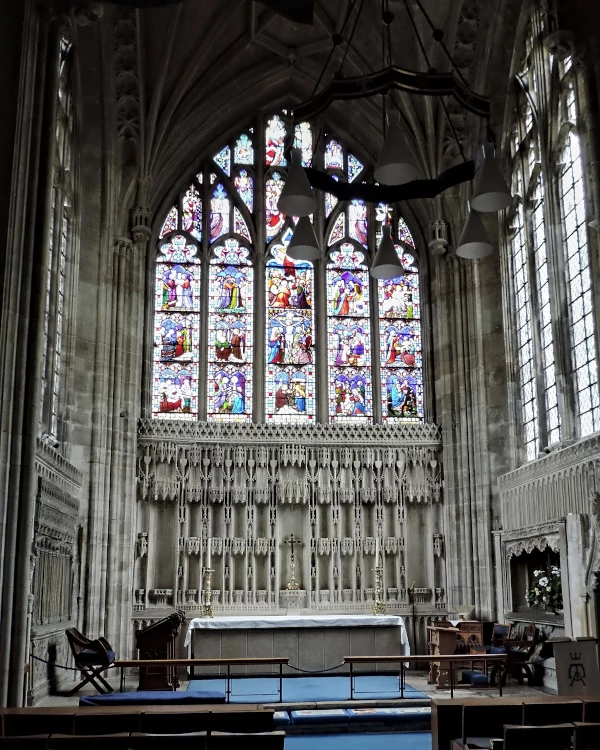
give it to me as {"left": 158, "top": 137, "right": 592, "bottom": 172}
{"left": 428, "top": 220, "right": 448, "bottom": 256}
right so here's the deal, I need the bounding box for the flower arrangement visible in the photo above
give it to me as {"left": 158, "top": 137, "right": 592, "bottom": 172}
{"left": 525, "top": 565, "right": 562, "bottom": 612}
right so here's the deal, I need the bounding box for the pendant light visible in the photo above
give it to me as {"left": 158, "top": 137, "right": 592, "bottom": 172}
{"left": 287, "top": 216, "right": 321, "bottom": 261}
{"left": 370, "top": 224, "right": 405, "bottom": 279}
{"left": 456, "top": 204, "right": 493, "bottom": 259}
{"left": 277, "top": 147, "right": 317, "bottom": 217}
{"left": 470, "top": 142, "right": 512, "bottom": 212}
{"left": 374, "top": 110, "right": 421, "bottom": 186}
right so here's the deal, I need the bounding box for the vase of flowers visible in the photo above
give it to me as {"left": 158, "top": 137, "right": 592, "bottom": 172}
{"left": 525, "top": 565, "right": 563, "bottom": 614}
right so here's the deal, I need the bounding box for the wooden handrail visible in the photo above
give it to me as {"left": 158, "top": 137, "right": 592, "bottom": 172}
{"left": 344, "top": 654, "right": 507, "bottom": 663}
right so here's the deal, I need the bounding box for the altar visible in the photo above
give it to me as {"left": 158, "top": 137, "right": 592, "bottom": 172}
{"left": 185, "top": 615, "right": 410, "bottom": 675}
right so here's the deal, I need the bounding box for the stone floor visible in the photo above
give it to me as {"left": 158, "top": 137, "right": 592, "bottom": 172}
{"left": 37, "top": 670, "right": 550, "bottom": 707}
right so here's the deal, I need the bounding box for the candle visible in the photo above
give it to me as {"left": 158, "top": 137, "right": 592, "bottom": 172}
{"left": 375, "top": 537, "right": 380, "bottom": 564}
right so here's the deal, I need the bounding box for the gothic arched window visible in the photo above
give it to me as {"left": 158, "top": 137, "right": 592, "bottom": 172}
{"left": 151, "top": 114, "right": 425, "bottom": 424}
{"left": 504, "top": 11, "right": 599, "bottom": 461}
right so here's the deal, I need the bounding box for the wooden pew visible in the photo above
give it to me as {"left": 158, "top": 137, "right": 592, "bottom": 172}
{"left": 503, "top": 724, "right": 574, "bottom": 750}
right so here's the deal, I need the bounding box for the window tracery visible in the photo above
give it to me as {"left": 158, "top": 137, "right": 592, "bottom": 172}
{"left": 152, "top": 114, "right": 424, "bottom": 424}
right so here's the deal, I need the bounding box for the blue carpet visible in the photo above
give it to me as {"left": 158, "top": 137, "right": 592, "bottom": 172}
{"left": 188, "top": 675, "right": 428, "bottom": 702}
{"left": 285, "top": 732, "right": 431, "bottom": 750}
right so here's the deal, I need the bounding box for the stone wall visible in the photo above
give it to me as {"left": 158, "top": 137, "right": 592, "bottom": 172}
{"left": 135, "top": 419, "right": 446, "bottom": 654}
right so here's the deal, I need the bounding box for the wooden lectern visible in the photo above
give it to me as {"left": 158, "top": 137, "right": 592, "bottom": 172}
{"left": 135, "top": 610, "right": 186, "bottom": 690}
{"left": 427, "top": 624, "right": 459, "bottom": 688}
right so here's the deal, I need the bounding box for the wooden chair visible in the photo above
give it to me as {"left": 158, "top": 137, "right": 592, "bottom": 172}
{"left": 65, "top": 628, "right": 114, "bottom": 696}
{"left": 503, "top": 724, "right": 574, "bottom": 750}
{"left": 491, "top": 623, "right": 512, "bottom": 647}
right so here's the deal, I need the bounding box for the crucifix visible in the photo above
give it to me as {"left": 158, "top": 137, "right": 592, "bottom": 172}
{"left": 283, "top": 533, "right": 302, "bottom": 590}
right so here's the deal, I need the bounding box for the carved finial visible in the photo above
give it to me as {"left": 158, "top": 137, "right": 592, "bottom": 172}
{"left": 428, "top": 220, "right": 448, "bottom": 256}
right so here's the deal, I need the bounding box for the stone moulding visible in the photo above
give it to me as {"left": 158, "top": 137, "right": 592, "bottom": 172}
{"left": 137, "top": 418, "right": 442, "bottom": 447}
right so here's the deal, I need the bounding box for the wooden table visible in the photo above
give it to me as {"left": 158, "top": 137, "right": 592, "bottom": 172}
{"left": 113, "top": 657, "right": 289, "bottom": 701}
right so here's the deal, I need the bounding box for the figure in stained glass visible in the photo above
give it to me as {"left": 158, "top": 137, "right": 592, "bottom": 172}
{"left": 234, "top": 170, "right": 253, "bottom": 212}
{"left": 267, "top": 312, "right": 312, "bottom": 365}
{"left": 274, "top": 370, "right": 307, "bottom": 415}
{"left": 182, "top": 186, "right": 202, "bottom": 240}
{"left": 333, "top": 371, "right": 367, "bottom": 417}
{"left": 156, "top": 365, "right": 195, "bottom": 414}
{"left": 385, "top": 372, "right": 420, "bottom": 418}
{"left": 213, "top": 315, "right": 246, "bottom": 362}
{"left": 156, "top": 313, "right": 195, "bottom": 362}
{"left": 157, "top": 264, "right": 197, "bottom": 311}
{"left": 211, "top": 183, "right": 230, "bottom": 239}
{"left": 349, "top": 200, "right": 368, "bottom": 246}
{"left": 382, "top": 323, "right": 419, "bottom": 367}
{"left": 234, "top": 133, "right": 254, "bottom": 165}
{"left": 380, "top": 275, "right": 418, "bottom": 319}
{"left": 325, "top": 140, "right": 344, "bottom": 170}
{"left": 266, "top": 115, "right": 287, "bottom": 166}
{"left": 215, "top": 265, "right": 247, "bottom": 312}
{"left": 213, "top": 368, "right": 246, "bottom": 414}
{"left": 330, "top": 271, "right": 365, "bottom": 316}
{"left": 265, "top": 173, "right": 285, "bottom": 239}
{"left": 332, "top": 322, "right": 367, "bottom": 367}
{"left": 294, "top": 122, "right": 312, "bottom": 166}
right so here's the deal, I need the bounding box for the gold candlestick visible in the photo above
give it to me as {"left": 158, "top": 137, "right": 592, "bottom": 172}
{"left": 202, "top": 567, "right": 215, "bottom": 617}
{"left": 371, "top": 565, "right": 386, "bottom": 615}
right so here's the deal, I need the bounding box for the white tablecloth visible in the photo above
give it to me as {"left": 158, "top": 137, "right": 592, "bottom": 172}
{"left": 184, "top": 614, "right": 409, "bottom": 652}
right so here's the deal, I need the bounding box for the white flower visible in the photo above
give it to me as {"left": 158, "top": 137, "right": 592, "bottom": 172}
{"left": 538, "top": 577, "right": 548, "bottom": 586}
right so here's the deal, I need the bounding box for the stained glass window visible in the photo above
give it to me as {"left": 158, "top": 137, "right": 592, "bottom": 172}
{"left": 234, "top": 133, "right": 254, "bottom": 165}
{"left": 328, "top": 213, "right": 345, "bottom": 246}
{"left": 325, "top": 139, "right": 344, "bottom": 171}
{"left": 207, "top": 239, "right": 254, "bottom": 422}
{"left": 560, "top": 126, "right": 600, "bottom": 436}
{"left": 214, "top": 145, "right": 231, "bottom": 175}
{"left": 379, "top": 222, "right": 423, "bottom": 422}
{"left": 266, "top": 115, "right": 287, "bottom": 167}
{"left": 160, "top": 206, "right": 178, "bottom": 238}
{"left": 152, "top": 235, "right": 201, "bottom": 420}
{"left": 265, "top": 172, "right": 286, "bottom": 240}
{"left": 182, "top": 186, "right": 202, "bottom": 241}
{"left": 152, "top": 113, "right": 428, "bottom": 426}
{"left": 347, "top": 153, "right": 364, "bottom": 181}
{"left": 234, "top": 169, "right": 253, "bottom": 212}
{"left": 265, "top": 240, "right": 315, "bottom": 422}
{"left": 327, "top": 243, "right": 372, "bottom": 422}
{"left": 210, "top": 183, "right": 231, "bottom": 241}
{"left": 294, "top": 122, "right": 312, "bottom": 166}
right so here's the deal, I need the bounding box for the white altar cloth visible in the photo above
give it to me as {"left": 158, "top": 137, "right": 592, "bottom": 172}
{"left": 184, "top": 614, "right": 409, "bottom": 654}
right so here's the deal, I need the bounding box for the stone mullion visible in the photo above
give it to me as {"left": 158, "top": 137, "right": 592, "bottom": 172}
{"left": 369, "top": 203, "right": 382, "bottom": 423}
{"left": 254, "top": 113, "right": 266, "bottom": 421}
{"left": 198, "top": 164, "right": 210, "bottom": 421}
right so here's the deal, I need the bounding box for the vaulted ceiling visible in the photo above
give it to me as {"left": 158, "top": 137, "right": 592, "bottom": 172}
{"left": 106, "top": 0, "right": 521, "bottom": 232}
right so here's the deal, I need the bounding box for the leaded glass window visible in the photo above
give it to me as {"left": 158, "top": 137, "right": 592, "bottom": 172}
{"left": 327, "top": 243, "right": 372, "bottom": 422}
{"left": 151, "top": 113, "right": 425, "bottom": 424}
{"left": 560, "top": 124, "right": 600, "bottom": 435}
{"left": 152, "top": 235, "right": 201, "bottom": 419}
{"left": 379, "top": 218, "right": 423, "bottom": 422}
{"left": 208, "top": 239, "right": 253, "bottom": 422}
{"left": 266, "top": 238, "right": 315, "bottom": 422}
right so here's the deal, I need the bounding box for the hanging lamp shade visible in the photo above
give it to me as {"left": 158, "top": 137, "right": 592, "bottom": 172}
{"left": 287, "top": 216, "right": 321, "bottom": 261}
{"left": 277, "top": 147, "right": 317, "bottom": 217}
{"left": 370, "top": 224, "right": 405, "bottom": 279}
{"left": 456, "top": 204, "right": 493, "bottom": 259}
{"left": 470, "top": 142, "right": 512, "bottom": 212}
{"left": 374, "top": 110, "right": 421, "bottom": 186}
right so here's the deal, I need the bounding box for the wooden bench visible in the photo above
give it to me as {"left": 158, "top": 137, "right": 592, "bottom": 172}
{"left": 0, "top": 705, "right": 273, "bottom": 738}
{"left": 112, "top": 658, "right": 289, "bottom": 701}
{"left": 344, "top": 653, "right": 508, "bottom": 699}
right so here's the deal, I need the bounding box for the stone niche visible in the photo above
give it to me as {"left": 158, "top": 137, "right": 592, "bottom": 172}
{"left": 133, "top": 419, "right": 447, "bottom": 654}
